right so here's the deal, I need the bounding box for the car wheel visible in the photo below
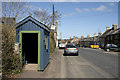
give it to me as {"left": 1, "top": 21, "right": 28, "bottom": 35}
{"left": 63, "top": 54, "right": 67, "bottom": 56}
{"left": 107, "top": 49, "right": 110, "bottom": 52}
{"left": 76, "top": 53, "right": 78, "bottom": 56}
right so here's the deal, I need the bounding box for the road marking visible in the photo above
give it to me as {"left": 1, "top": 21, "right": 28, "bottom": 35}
{"left": 61, "top": 55, "right": 66, "bottom": 78}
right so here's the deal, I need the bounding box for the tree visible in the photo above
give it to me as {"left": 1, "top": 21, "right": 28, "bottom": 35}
{"left": 32, "top": 4, "right": 61, "bottom": 54}
{"left": 2, "top": 2, "right": 28, "bottom": 78}
{"left": 33, "top": 7, "right": 61, "bottom": 27}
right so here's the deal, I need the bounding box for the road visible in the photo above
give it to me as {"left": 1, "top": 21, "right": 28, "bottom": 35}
{"left": 15, "top": 48, "right": 118, "bottom": 78}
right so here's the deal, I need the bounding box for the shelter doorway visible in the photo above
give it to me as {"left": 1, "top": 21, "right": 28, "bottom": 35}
{"left": 22, "top": 33, "right": 38, "bottom": 64}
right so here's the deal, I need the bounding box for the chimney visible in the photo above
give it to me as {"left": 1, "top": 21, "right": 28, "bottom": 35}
{"left": 112, "top": 24, "right": 117, "bottom": 30}
{"left": 106, "top": 27, "right": 109, "bottom": 31}
{"left": 73, "top": 36, "right": 76, "bottom": 40}
{"left": 87, "top": 35, "right": 90, "bottom": 38}
{"left": 98, "top": 32, "right": 102, "bottom": 36}
{"left": 81, "top": 35, "right": 84, "bottom": 38}
{"left": 94, "top": 33, "right": 97, "bottom": 37}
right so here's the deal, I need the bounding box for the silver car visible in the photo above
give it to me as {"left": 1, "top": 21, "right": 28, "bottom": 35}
{"left": 59, "top": 43, "right": 66, "bottom": 49}
{"left": 64, "top": 44, "right": 79, "bottom": 56}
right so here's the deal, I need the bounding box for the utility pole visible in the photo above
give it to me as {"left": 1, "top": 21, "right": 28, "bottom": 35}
{"left": 53, "top": 4, "right": 55, "bottom": 25}
{"left": 53, "top": 4, "right": 58, "bottom": 47}
{"left": 55, "top": 20, "right": 57, "bottom": 32}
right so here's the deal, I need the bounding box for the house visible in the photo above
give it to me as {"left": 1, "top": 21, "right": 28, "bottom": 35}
{"left": 100, "top": 26, "right": 113, "bottom": 48}
{"left": 100, "top": 24, "right": 119, "bottom": 48}
{"left": 105, "top": 27, "right": 120, "bottom": 47}
{"left": 79, "top": 36, "right": 93, "bottom": 47}
{"left": 15, "top": 16, "right": 50, "bottom": 71}
{"left": 79, "top": 33, "right": 101, "bottom": 48}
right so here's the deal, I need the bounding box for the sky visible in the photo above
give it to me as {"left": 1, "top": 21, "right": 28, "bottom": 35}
{"left": 2, "top": 0, "right": 120, "bottom": 2}
{"left": 25, "top": 2, "right": 118, "bottom": 39}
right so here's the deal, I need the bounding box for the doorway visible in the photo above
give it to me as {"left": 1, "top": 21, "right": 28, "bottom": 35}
{"left": 22, "top": 33, "right": 38, "bottom": 63}
{"left": 20, "top": 31, "right": 40, "bottom": 70}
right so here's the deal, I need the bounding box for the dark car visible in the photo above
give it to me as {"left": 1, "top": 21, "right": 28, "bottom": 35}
{"left": 64, "top": 44, "right": 79, "bottom": 56}
{"left": 104, "top": 44, "right": 120, "bottom": 52}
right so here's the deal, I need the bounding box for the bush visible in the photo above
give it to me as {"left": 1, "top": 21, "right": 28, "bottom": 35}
{"left": 49, "top": 30, "right": 56, "bottom": 55}
{"left": 2, "top": 20, "right": 22, "bottom": 78}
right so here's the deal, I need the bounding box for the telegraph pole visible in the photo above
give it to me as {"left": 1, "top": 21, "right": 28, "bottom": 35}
{"left": 55, "top": 20, "right": 57, "bottom": 32}
{"left": 53, "top": 4, "right": 55, "bottom": 25}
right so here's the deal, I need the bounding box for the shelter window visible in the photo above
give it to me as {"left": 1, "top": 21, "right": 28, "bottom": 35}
{"left": 44, "top": 34, "right": 48, "bottom": 51}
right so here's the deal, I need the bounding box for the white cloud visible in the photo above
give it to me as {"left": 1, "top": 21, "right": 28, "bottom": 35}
{"left": 38, "top": 8, "right": 42, "bottom": 11}
{"left": 25, "top": 5, "right": 37, "bottom": 10}
{"left": 109, "top": 3, "right": 114, "bottom": 6}
{"left": 24, "top": 5, "right": 32, "bottom": 8}
{"left": 95, "top": 5, "right": 113, "bottom": 12}
{"left": 75, "top": 8, "right": 82, "bottom": 13}
{"left": 25, "top": 4, "right": 44, "bottom": 12}
{"left": 75, "top": 5, "right": 112, "bottom": 13}
{"left": 83, "top": 8, "right": 90, "bottom": 12}
{"left": 63, "top": 12, "right": 75, "bottom": 17}
{"left": 95, "top": 5, "right": 107, "bottom": 11}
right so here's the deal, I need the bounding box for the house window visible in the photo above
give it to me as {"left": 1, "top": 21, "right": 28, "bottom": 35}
{"left": 114, "top": 35, "right": 118, "bottom": 39}
{"left": 111, "top": 36, "right": 112, "bottom": 40}
{"left": 44, "top": 34, "right": 48, "bottom": 51}
{"left": 107, "top": 36, "right": 109, "bottom": 40}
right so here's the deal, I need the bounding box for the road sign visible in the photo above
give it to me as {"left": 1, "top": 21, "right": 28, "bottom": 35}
{"left": 51, "top": 25, "right": 56, "bottom": 30}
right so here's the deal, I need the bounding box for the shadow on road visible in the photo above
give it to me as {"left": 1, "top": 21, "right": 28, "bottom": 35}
{"left": 63, "top": 54, "right": 78, "bottom": 56}
{"left": 59, "top": 48, "right": 65, "bottom": 49}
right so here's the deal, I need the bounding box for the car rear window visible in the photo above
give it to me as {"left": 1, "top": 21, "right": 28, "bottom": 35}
{"left": 66, "top": 45, "right": 76, "bottom": 48}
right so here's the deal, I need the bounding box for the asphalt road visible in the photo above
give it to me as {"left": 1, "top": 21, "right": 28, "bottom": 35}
{"left": 15, "top": 48, "right": 118, "bottom": 78}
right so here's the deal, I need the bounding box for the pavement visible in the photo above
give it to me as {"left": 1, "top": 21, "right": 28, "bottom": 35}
{"left": 24, "top": 64, "right": 38, "bottom": 71}
{"left": 14, "top": 48, "right": 118, "bottom": 78}
{"left": 0, "top": 50, "right": 2, "bottom": 78}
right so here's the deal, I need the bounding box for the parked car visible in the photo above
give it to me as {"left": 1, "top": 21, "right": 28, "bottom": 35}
{"left": 90, "top": 42, "right": 100, "bottom": 49}
{"left": 83, "top": 44, "right": 88, "bottom": 48}
{"left": 104, "top": 44, "right": 120, "bottom": 52}
{"left": 64, "top": 44, "right": 79, "bottom": 56}
{"left": 90, "top": 45, "right": 99, "bottom": 49}
{"left": 59, "top": 43, "right": 66, "bottom": 49}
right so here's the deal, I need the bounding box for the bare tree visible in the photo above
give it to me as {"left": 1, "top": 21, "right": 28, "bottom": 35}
{"left": 32, "top": 4, "right": 61, "bottom": 54}
{"left": 2, "top": 2, "right": 27, "bottom": 20}
{"left": 33, "top": 8, "right": 61, "bottom": 27}
{"left": 2, "top": 2, "right": 28, "bottom": 78}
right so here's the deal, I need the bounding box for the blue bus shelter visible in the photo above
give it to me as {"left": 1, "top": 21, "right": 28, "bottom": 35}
{"left": 15, "top": 16, "right": 50, "bottom": 71}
